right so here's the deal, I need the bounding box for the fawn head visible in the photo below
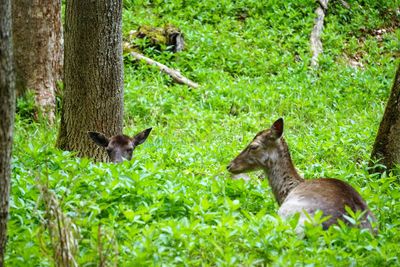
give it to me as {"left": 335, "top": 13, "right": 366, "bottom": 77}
{"left": 227, "top": 118, "right": 284, "bottom": 174}
{"left": 88, "top": 128, "right": 152, "bottom": 163}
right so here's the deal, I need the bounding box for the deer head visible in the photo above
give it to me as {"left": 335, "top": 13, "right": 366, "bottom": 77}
{"left": 88, "top": 128, "right": 152, "bottom": 163}
{"left": 227, "top": 118, "right": 284, "bottom": 174}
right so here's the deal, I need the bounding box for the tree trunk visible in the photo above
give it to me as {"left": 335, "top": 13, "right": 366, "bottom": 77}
{"left": 370, "top": 63, "right": 400, "bottom": 173}
{"left": 56, "top": 0, "right": 124, "bottom": 162}
{"left": 310, "top": 0, "right": 329, "bottom": 68}
{"left": 12, "top": 0, "right": 63, "bottom": 124}
{"left": 0, "top": 0, "right": 16, "bottom": 264}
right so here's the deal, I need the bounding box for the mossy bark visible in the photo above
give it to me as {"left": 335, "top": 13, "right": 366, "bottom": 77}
{"left": 370, "top": 63, "right": 400, "bottom": 173}
{"left": 12, "top": 0, "right": 63, "bottom": 123}
{"left": 125, "top": 24, "right": 184, "bottom": 53}
{"left": 56, "top": 0, "right": 124, "bottom": 162}
{"left": 0, "top": 0, "right": 16, "bottom": 264}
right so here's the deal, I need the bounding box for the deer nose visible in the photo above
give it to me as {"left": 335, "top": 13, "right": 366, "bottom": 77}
{"left": 114, "top": 158, "right": 123, "bottom": 163}
{"left": 227, "top": 163, "right": 232, "bottom": 171}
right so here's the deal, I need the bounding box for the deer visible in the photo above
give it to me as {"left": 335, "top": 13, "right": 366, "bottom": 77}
{"left": 227, "top": 118, "right": 376, "bottom": 234}
{"left": 88, "top": 128, "right": 152, "bottom": 163}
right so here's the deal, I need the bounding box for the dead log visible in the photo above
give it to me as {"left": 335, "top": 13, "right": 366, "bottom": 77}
{"left": 129, "top": 51, "right": 199, "bottom": 89}
{"left": 130, "top": 25, "right": 185, "bottom": 53}
{"left": 310, "top": 0, "right": 329, "bottom": 67}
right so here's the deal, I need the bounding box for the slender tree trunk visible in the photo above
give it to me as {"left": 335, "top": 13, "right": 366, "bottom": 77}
{"left": 310, "top": 0, "right": 329, "bottom": 68}
{"left": 370, "top": 63, "right": 400, "bottom": 173}
{"left": 56, "top": 0, "right": 124, "bottom": 162}
{"left": 0, "top": 0, "right": 16, "bottom": 264}
{"left": 12, "top": 0, "right": 63, "bottom": 123}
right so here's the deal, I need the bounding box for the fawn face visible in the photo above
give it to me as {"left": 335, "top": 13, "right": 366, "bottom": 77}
{"left": 88, "top": 128, "right": 152, "bottom": 163}
{"left": 227, "top": 118, "right": 284, "bottom": 174}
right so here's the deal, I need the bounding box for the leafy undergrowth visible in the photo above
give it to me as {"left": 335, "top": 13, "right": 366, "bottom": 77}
{"left": 7, "top": 0, "right": 400, "bottom": 266}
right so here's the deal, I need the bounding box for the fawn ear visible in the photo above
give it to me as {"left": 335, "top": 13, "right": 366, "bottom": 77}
{"left": 88, "top": 131, "right": 109, "bottom": 147}
{"left": 132, "top": 128, "right": 152, "bottom": 146}
{"left": 271, "top": 118, "right": 284, "bottom": 138}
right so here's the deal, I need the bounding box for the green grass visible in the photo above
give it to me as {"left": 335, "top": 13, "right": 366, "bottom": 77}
{"left": 6, "top": 0, "right": 400, "bottom": 266}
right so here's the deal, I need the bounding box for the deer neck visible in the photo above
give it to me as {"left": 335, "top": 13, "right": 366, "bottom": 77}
{"left": 263, "top": 138, "right": 304, "bottom": 205}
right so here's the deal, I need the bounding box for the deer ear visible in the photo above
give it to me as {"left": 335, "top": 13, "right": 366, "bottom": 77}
{"left": 88, "top": 131, "right": 109, "bottom": 147}
{"left": 271, "top": 118, "right": 284, "bottom": 138}
{"left": 132, "top": 127, "right": 152, "bottom": 146}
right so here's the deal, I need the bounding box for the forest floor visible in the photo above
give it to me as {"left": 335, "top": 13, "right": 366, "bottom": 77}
{"left": 7, "top": 0, "right": 400, "bottom": 266}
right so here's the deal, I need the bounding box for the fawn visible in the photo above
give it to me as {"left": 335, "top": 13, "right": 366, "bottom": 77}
{"left": 227, "top": 118, "right": 375, "bottom": 233}
{"left": 88, "top": 128, "right": 152, "bottom": 163}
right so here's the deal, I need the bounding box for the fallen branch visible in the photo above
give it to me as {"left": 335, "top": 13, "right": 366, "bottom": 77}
{"left": 310, "top": 0, "right": 329, "bottom": 67}
{"left": 129, "top": 51, "right": 199, "bottom": 89}
{"left": 338, "top": 0, "right": 350, "bottom": 9}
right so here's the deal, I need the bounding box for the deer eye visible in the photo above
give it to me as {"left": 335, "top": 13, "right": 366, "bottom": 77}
{"left": 249, "top": 145, "right": 259, "bottom": 150}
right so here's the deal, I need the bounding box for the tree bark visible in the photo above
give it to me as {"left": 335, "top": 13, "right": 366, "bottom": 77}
{"left": 12, "top": 0, "right": 63, "bottom": 124}
{"left": 56, "top": 0, "right": 124, "bottom": 162}
{"left": 0, "top": 0, "right": 16, "bottom": 264}
{"left": 370, "top": 63, "right": 400, "bottom": 173}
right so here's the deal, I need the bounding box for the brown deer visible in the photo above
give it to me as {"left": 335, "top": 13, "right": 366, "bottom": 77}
{"left": 88, "top": 128, "right": 152, "bottom": 163}
{"left": 227, "top": 118, "right": 375, "bottom": 233}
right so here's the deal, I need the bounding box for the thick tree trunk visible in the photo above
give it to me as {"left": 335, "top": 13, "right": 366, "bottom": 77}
{"left": 56, "top": 0, "right": 124, "bottom": 162}
{"left": 370, "top": 63, "right": 400, "bottom": 173}
{"left": 12, "top": 0, "right": 63, "bottom": 123}
{"left": 0, "top": 0, "right": 16, "bottom": 264}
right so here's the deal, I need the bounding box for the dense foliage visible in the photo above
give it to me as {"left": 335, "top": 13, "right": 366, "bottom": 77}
{"left": 7, "top": 0, "right": 400, "bottom": 265}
